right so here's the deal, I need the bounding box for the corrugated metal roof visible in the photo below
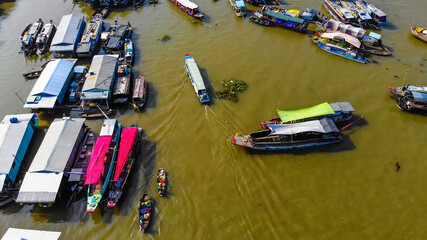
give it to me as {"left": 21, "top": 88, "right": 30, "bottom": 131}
{"left": 329, "top": 102, "right": 355, "bottom": 113}
{"left": 81, "top": 55, "right": 119, "bottom": 100}
{"left": 15, "top": 172, "right": 64, "bottom": 203}
{"left": 28, "top": 117, "right": 85, "bottom": 172}
{"left": 100, "top": 119, "right": 117, "bottom": 136}
{"left": 185, "top": 57, "right": 206, "bottom": 91}
{"left": 50, "top": 14, "right": 85, "bottom": 52}
{"left": 2, "top": 228, "right": 61, "bottom": 240}
{"left": 264, "top": 10, "right": 305, "bottom": 24}
{"left": 24, "top": 59, "right": 76, "bottom": 109}
{"left": 177, "top": 0, "right": 198, "bottom": 9}
{"left": 0, "top": 114, "right": 36, "bottom": 174}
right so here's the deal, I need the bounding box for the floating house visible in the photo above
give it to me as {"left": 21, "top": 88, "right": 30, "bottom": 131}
{"left": 16, "top": 117, "right": 87, "bottom": 207}
{"left": 0, "top": 114, "right": 38, "bottom": 206}
{"left": 1, "top": 228, "right": 61, "bottom": 240}
{"left": 50, "top": 14, "right": 85, "bottom": 58}
{"left": 24, "top": 59, "right": 77, "bottom": 112}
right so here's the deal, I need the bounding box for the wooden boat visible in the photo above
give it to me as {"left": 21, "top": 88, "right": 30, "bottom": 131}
{"left": 102, "top": 22, "right": 133, "bottom": 53}
{"left": 259, "top": 102, "right": 355, "bottom": 128}
{"left": 361, "top": 32, "right": 392, "bottom": 56}
{"left": 388, "top": 85, "right": 427, "bottom": 112}
{"left": 124, "top": 39, "right": 134, "bottom": 65}
{"left": 322, "top": 0, "right": 361, "bottom": 27}
{"left": 92, "top": 7, "right": 109, "bottom": 21}
{"left": 35, "top": 21, "right": 56, "bottom": 56}
{"left": 85, "top": 120, "right": 121, "bottom": 212}
{"left": 76, "top": 20, "right": 103, "bottom": 57}
{"left": 410, "top": 26, "right": 427, "bottom": 43}
{"left": 22, "top": 70, "right": 41, "bottom": 79}
{"left": 249, "top": 14, "right": 270, "bottom": 26}
{"left": 107, "top": 126, "right": 142, "bottom": 208}
{"left": 139, "top": 192, "right": 152, "bottom": 232}
{"left": 113, "top": 63, "right": 132, "bottom": 104}
{"left": 351, "top": 0, "right": 386, "bottom": 24}
{"left": 259, "top": 10, "right": 308, "bottom": 33}
{"left": 132, "top": 74, "right": 148, "bottom": 112}
{"left": 233, "top": 118, "right": 343, "bottom": 151}
{"left": 157, "top": 168, "right": 167, "bottom": 197}
{"left": 21, "top": 19, "right": 44, "bottom": 56}
{"left": 170, "top": 0, "right": 204, "bottom": 19}
{"left": 66, "top": 130, "right": 96, "bottom": 207}
{"left": 80, "top": 109, "right": 114, "bottom": 119}
{"left": 185, "top": 54, "right": 210, "bottom": 104}
{"left": 229, "top": 0, "right": 246, "bottom": 17}
{"left": 68, "top": 66, "right": 88, "bottom": 102}
{"left": 311, "top": 31, "right": 367, "bottom": 64}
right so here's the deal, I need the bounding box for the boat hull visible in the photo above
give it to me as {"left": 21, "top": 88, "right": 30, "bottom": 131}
{"left": 411, "top": 26, "right": 427, "bottom": 43}
{"left": 314, "top": 40, "right": 366, "bottom": 64}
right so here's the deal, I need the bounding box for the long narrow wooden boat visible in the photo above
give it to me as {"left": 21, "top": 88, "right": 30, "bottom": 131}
{"left": 22, "top": 70, "right": 42, "bottom": 79}
{"left": 259, "top": 102, "right": 355, "bottom": 128}
{"left": 85, "top": 119, "right": 121, "bottom": 213}
{"left": 124, "top": 39, "right": 134, "bottom": 65}
{"left": 361, "top": 32, "right": 392, "bottom": 56}
{"left": 410, "top": 26, "right": 427, "bottom": 43}
{"left": 311, "top": 31, "right": 367, "bottom": 64}
{"left": 107, "top": 126, "right": 142, "bottom": 208}
{"left": 132, "top": 74, "right": 148, "bottom": 112}
{"left": 157, "top": 169, "right": 167, "bottom": 197}
{"left": 249, "top": 13, "right": 270, "bottom": 26}
{"left": 185, "top": 54, "right": 210, "bottom": 104}
{"left": 388, "top": 85, "right": 427, "bottom": 112}
{"left": 170, "top": 0, "right": 204, "bottom": 19}
{"left": 139, "top": 192, "right": 152, "bottom": 232}
{"left": 113, "top": 63, "right": 132, "bottom": 104}
{"left": 21, "top": 19, "right": 44, "bottom": 56}
{"left": 66, "top": 129, "right": 96, "bottom": 207}
{"left": 35, "top": 21, "right": 56, "bottom": 56}
{"left": 233, "top": 118, "right": 343, "bottom": 151}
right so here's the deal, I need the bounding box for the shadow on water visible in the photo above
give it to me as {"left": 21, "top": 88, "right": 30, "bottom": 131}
{"left": 381, "top": 22, "right": 398, "bottom": 31}
{"left": 199, "top": 68, "right": 216, "bottom": 106}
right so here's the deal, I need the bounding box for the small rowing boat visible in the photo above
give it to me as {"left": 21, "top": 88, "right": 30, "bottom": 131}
{"left": 22, "top": 71, "right": 41, "bottom": 79}
{"left": 157, "top": 169, "right": 167, "bottom": 197}
{"left": 139, "top": 192, "right": 152, "bottom": 232}
{"left": 410, "top": 26, "right": 427, "bottom": 43}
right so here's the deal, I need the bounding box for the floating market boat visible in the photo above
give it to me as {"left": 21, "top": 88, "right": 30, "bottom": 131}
{"left": 170, "top": 0, "right": 204, "bottom": 19}
{"left": 0, "top": 114, "right": 38, "bottom": 207}
{"left": 229, "top": 0, "right": 246, "bottom": 17}
{"left": 139, "top": 192, "right": 152, "bottom": 232}
{"left": 249, "top": 12, "right": 270, "bottom": 26}
{"left": 322, "top": 0, "right": 361, "bottom": 27}
{"left": 361, "top": 32, "right": 392, "bottom": 56}
{"left": 76, "top": 20, "right": 103, "bottom": 57}
{"left": 107, "top": 126, "right": 142, "bottom": 208}
{"left": 351, "top": 0, "right": 386, "bottom": 24}
{"left": 124, "top": 39, "right": 134, "bottom": 65}
{"left": 35, "top": 20, "right": 56, "bottom": 56}
{"left": 85, "top": 119, "right": 121, "bottom": 212}
{"left": 157, "top": 169, "right": 167, "bottom": 197}
{"left": 259, "top": 102, "right": 355, "bottom": 128}
{"left": 132, "top": 74, "right": 148, "bottom": 112}
{"left": 410, "top": 26, "right": 427, "bottom": 43}
{"left": 92, "top": 7, "right": 109, "bottom": 21}
{"left": 388, "top": 85, "right": 427, "bottom": 112}
{"left": 21, "top": 19, "right": 44, "bottom": 56}
{"left": 185, "top": 54, "right": 210, "bottom": 104}
{"left": 311, "top": 31, "right": 367, "bottom": 64}
{"left": 113, "top": 62, "right": 132, "bottom": 104}
{"left": 66, "top": 129, "right": 96, "bottom": 207}
{"left": 259, "top": 10, "right": 308, "bottom": 33}
{"left": 233, "top": 118, "right": 343, "bottom": 151}
{"left": 101, "top": 22, "right": 133, "bottom": 53}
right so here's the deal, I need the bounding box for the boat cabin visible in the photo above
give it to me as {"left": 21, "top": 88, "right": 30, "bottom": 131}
{"left": 76, "top": 20, "right": 103, "bottom": 57}
{"left": 50, "top": 14, "right": 86, "bottom": 58}
{"left": 24, "top": 59, "right": 77, "bottom": 112}
{"left": 16, "top": 117, "right": 87, "bottom": 207}
{"left": 0, "top": 114, "right": 38, "bottom": 206}
{"left": 366, "top": 4, "right": 386, "bottom": 23}
{"left": 185, "top": 54, "right": 210, "bottom": 103}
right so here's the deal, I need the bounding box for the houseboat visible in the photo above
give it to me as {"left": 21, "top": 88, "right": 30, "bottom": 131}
{"left": 229, "top": 0, "right": 246, "bottom": 17}
{"left": 388, "top": 85, "right": 427, "bottom": 112}
{"left": 259, "top": 102, "right": 355, "bottom": 128}
{"left": 311, "top": 31, "right": 367, "bottom": 64}
{"left": 132, "top": 74, "right": 148, "bottom": 112}
{"left": 260, "top": 10, "right": 308, "bottom": 33}
{"left": 0, "top": 114, "right": 38, "bottom": 207}
{"left": 85, "top": 119, "right": 121, "bottom": 212}
{"left": 24, "top": 59, "right": 77, "bottom": 113}
{"left": 50, "top": 14, "right": 86, "bottom": 58}
{"left": 107, "top": 126, "right": 142, "bottom": 208}
{"left": 16, "top": 117, "right": 87, "bottom": 207}
{"left": 185, "top": 54, "right": 210, "bottom": 104}
{"left": 170, "top": 0, "right": 204, "bottom": 19}
{"left": 102, "top": 22, "right": 133, "bottom": 54}
{"left": 21, "top": 19, "right": 44, "bottom": 56}
{"left": 35, "top": 20, "right": 56, "bottom": 56}
{"left": 233, "top": 118, "right": 342, "bottom": 151}
{"left": 76, "top": 20, "right": 103, "bottom": 57}
{"left": 80, "top": 54, "right": 119, "bottom": 118}
{"left": 112, "top": 63, "right": 132, "bottom": 104}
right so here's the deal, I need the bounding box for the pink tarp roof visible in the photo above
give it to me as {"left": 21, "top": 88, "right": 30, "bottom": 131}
{"left": 321, "top": 31, "right": 362, "bottom": 48}
{"left": 84, "top": 136, "right": 112, "bottom": 185}
{"left": 113, "top": 127, "right": 138, "bottom": 181}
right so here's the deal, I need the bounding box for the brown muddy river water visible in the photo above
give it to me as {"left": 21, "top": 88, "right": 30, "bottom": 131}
{"left": 0, "top": 0, "right": 426, "bottom": 239}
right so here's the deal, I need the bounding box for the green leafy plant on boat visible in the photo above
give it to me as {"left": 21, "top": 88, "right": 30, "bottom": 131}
{"left": 215, "top": 78, "right": 248, "bottom": 102}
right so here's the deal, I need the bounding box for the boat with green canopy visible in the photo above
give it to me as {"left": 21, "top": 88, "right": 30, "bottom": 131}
{"left": 259, "top": 102, "right": 355, "bottom": 128}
